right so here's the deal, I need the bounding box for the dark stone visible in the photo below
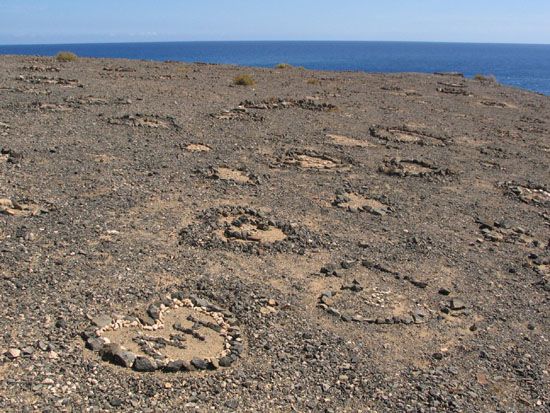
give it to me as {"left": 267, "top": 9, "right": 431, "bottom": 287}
{"left": 438, "top": 288, "right": 451, "bottom": 295}
{"left": 231, "top": 342, "right": 244, "bottom": 355}
{"left": 192, "top": 296, "right": 211, "bottom": 308}
{"left": 171, "top": 291, "right": 188, "bottom": 300}
{"left": 191, "top": 357, "right": 209, "bottom": 370}
{"left": 86, "top": 337, "right": 105, "bottom": 352}
{"left": 181, "top": 360, "right": 195, "bottom": 372}
{"left": 160, "top": 297, "right": 173, "bottom": 307}
{"left": 133, "top": 356, "right": 157, "bottom": 372}
{"left": 139, "top": 313, "right": 156, "bottom": 326}
{"left": 342, "top": 280, "right": 363, "bottom": 292}
{"left": 341, "top": 260, "right": 356, "bottom": 269}
{"left": 163, "top": 360, "right": 184, "bottom": 372}
{"left": 112, "top": 350, "right": 136, "bottom": 368}
{"left": 55, "top": 319, "right": 67, "bottom": 329}
{"left": 409, "top": 279, "right": 428, "bottom": 289}
{"left": 208, "top": 304, "right": 224, "bottom": 313}
{"left": 219, "top": 356, "right": 234, "bottom": 367}
{"left": 320, "top": 264, "right": 338, "bottom": 276}
{"left": 327, "top": 307, "right": 341, "bottom": 317}
{"left": 100, "top": 343, "right": 121, "bottom": 359}
{"left": 147, "top": 303, "right": 161, "bottom": 320}
{"left": 81, "top": 329, "right": 98, "bottom": 341}
{"left": 110, "top": 398, "right": 123, "bottom": 407}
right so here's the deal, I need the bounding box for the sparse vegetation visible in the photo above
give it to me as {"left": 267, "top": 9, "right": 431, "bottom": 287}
{"left": 306, "top": 78, "right": 321, "bottom": 85}
{"left": 474, "top": 74, "right": 497, "bottom": 83}
{"left": 233, "top": 74, "right": 255, "bottom": 86}
{"left": 276, "top": 63, "right": 292, "bottom": 69}
{"left": 55, "top": 51, "right": 78, "bottom": 62}
{"left": 176, "top": 64, "right": 189, "bottom": 74}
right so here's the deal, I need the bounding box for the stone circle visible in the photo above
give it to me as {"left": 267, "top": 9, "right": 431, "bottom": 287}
{"left": 83, "top": 294, "right": 242, "bottom": 373}
{"left": 503, "top": 182, "right": 550, "bottom": 206}
{"left": 370, "top": 125, "right": 450, "bottom": 146}
{"left": 0, "top": 198, "right": 43, "bottom": 217}
{"left": 108, "top": 113, "right": 180, "bottom": 129}
{"left": 240, "top": 98, "right": 337, "bottom": 112}
{"left": 333, "top": 191, "right": 391, "bottom": 215}
{"left": 180, "top": 206, "right": 325, "bottom": 254}
{"left": 206, "top": 166, "right": 258, "bottom": 185}
{"left": 186, "top": 143, "right": 212, "bottom": 153}
{"left": 277, "top": 149, "right": 351, "bottom": 171}
{"left": 379, "top": 158, "right": 449, "bottom": 177}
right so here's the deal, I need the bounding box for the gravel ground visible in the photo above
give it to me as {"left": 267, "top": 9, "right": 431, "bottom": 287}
{"left": 0, "top": 55, "right": 548, "bottom": 412}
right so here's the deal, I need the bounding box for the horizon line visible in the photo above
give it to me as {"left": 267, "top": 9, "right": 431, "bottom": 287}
{"left": 1, "top": 39, "right": 550, "bottom": 47}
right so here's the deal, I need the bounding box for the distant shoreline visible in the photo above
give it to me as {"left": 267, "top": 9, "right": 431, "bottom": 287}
{"left": 2, "top": 40, "right": 550, "bottom": 46}
{"left": 1, "top": 41, "right": 549, "bottom": 95}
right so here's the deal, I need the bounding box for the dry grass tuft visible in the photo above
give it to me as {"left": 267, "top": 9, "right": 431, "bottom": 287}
{"left": 234, "top": 74, "right": 255, "bottom": 86}
{"left": 306, "top": 78, "right": 321, "bottom": 85}
{"left": 55, "top": 51, "right": 78, "bottom": 62}
{"left": 473, "top": 74, "right": 497, "bottom": 83}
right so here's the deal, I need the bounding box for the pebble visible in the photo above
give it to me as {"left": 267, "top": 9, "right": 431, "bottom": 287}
{"left": 5, "top": 348, "right": 21, "bottom": 359}
{"left": 90, "top": 314, "right": 112, "bottom": 328}
{"left": 110, "top": 398, "right": 123, "bottom": 407}
{"left": 21, "top": 346, "right": 34, "bottom": 355}
{"left": 450, "top": 299, "right": 466, "bottom": 310}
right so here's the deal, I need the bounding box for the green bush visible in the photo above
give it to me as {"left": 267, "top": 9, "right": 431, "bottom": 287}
{"left": 276, "top": 63, "right": 292, "bottom": 69}
{"left": 56, "top": 51, "right": 78, "bottom": 62}
{"left": 233, "top": 74, "right": 255, "bottom": 86}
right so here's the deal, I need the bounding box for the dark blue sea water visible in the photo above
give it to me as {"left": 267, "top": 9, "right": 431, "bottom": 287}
{"left": 1, "top": 41, "right": 549, "bottom": 95}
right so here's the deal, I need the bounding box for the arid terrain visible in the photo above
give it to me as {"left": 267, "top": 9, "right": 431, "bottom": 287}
{"left": 0, "top": 55, "right": 548, "bottom": 412}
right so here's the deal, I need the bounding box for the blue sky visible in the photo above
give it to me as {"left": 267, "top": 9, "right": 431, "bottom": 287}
{"left": 0, "top": 0, "right": 549, "bottom": 45}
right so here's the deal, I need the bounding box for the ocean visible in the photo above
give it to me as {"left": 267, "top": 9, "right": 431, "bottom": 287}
{"left": 1, "top": 41, "right": 549, "bottom": 95}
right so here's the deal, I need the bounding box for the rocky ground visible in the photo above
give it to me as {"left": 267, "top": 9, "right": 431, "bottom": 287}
{"left": 0, "top": 55, "right": 548, "bottom": 412}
